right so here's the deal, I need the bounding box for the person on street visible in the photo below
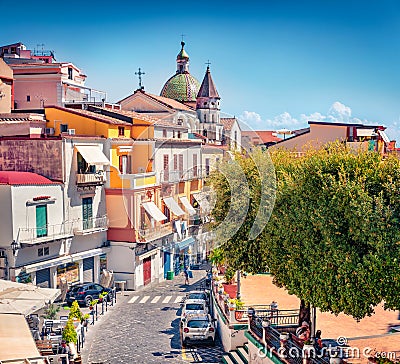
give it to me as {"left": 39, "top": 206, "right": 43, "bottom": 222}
{"left": 183, "top": 266, "right": 189, "bottom": 285}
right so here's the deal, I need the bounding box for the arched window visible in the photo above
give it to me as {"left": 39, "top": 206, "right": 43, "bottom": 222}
{"left": 212, "top": 115, "right": 215, "bottom": 123}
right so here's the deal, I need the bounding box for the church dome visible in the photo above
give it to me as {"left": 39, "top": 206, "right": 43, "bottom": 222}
{"left": 160, "top": 41, "right": 200, "bottom": 102}
{"left": 161, "top": 73, "right": 200, "bottom": 102}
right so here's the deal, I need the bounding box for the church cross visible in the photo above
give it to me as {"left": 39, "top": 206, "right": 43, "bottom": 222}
{"left": 135, "top": 67, "right": 145, "bottom": 89}
{"left": 181, "top": 34, "right": 186, "bottom": 42}
{"left": 205, "top": 60, "right": 211, "bottom": 68}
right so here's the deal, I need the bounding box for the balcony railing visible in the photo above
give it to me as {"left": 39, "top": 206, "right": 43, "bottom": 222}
{"left": 73, "top": 215, "right": 108, "bottom": 235}
{"left": 76, "top": 172, "right": 106, "bottom": 185}
{"left": 137, "top": 224, "right": 172, "bottom": 242}
{"left": 159, "top": 169, "right": 202, "bottom": 183}
{"left": 17, "top": 222, "right": 74, "bottom": 245}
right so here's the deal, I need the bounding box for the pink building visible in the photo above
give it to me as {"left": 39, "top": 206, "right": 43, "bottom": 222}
{"left": 1, "top": 42, "right": 105, "bottom": 110}
{"left": 0, "top": 59, "right": 13, "bottom": 113}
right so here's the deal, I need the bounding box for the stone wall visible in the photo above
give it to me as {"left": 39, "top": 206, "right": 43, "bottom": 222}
{"left": 0, "top": 138, "right": 63, "bottom": 181}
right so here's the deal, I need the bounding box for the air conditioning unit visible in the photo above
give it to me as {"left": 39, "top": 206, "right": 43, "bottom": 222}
{"left": 67, "top": 129, "right": 76, "bottom": 135}
{"left": 45, "top": 127, "right": 55, "bottom": 135}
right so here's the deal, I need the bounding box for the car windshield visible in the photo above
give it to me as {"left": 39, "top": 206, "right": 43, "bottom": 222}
{"left": 187, "top": 320, "right": 209, "bottom": 329}
{"left": 186, "top": 304, "right": 204, "bottom": 311}
{"left": 188, "top": 293, "right": 206, "bottom": 300}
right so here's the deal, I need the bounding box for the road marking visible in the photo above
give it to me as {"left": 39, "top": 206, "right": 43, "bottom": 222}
{"left": 181, "top": 347, "right": 194, "bottom": 362}
{"left": 162, "top": 295, "right": 172, "bottom": 303}
{"left": 151, "top": 296, "right": 161, "bottom": 303}
{"left": 128, "top": 296, "right": 139, "bottom": 304}
{"left": 139, "top": 295, "right": 150, "bottom": 303}
{"left": 174, "top": 296, "right": 183, "bottom": 303}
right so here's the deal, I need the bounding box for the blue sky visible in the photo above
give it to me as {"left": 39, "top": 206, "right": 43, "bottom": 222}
{"left": 2, "top": 0, "right": 400, "bottom": 139}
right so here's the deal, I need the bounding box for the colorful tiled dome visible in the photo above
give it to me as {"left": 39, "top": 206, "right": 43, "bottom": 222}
{"left": 160, "top": 73, "right": 200, "bottom": 102}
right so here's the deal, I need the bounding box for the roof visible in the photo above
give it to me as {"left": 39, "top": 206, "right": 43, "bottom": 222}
{"left": 0, "top": 113, "right": 45, "bottom": 122}
{"left": 220, "top": 118, "right": 237, "bottom": 131}
{"left": 160, "top": 73, "right": 200, "bottom": 102}
{"left": 0, "top": 171, "right": 57, "bottom": 185}
{"left": 177, "top": 41, "right": 189, "bottom": 60}
{"left": 242, "top": 130, "right": 282, "bottom": 144}
{"left": 46, "top": 106, "right": 131, "bottom": 126}
{"left": 197, "top": 66, "right": 220, "bottom": 99}
{"left": 89, "top": 105, "right": 159, "bottom": 124}
{"left": 118, "top": 90, "right": 194, "bottom": 112}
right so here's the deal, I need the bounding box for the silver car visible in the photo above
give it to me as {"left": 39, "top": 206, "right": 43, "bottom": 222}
{"left": 181, "top": 314, "right": 216, "bottom": 346}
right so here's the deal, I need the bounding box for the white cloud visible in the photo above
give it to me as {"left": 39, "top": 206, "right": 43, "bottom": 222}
{"left": 240, "top": 111, "right": 262, "bottom": 125}
{"left": 327, "top": 101, "right": 352, "bottom": 122}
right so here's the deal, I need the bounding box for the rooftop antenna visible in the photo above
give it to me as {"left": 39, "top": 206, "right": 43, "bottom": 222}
{"left": 135, "top": 67, "right": 145, "bottom": 89}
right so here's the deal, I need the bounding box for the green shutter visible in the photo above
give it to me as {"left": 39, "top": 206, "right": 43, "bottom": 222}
{"left": 82, "top": 197, "right": 93, "bottom": 230}
{"left": 36, "top": 205, "right": 48, "bottom": 237}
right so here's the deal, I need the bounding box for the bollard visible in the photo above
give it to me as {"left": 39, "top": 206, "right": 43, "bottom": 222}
{"left": 101, "top": 300, "right": 104, "bottom": 315}
{"left": 95, "top": 303, "right": 98, "bottom": 321}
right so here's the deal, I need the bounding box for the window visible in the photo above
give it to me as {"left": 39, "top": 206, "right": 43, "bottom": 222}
{"left": 36, "top": 205, "right": 48, "bottom": 238}
{"left": 82, "top": 197, "right": 93, "bottom": 230}
{"left": 163, "top": 129, "right": 167, "bottom": 138}
{"left": 212, "top": 115, "right": 215, "bottom": 123}
{"left": 179, "top": 155, "right": 183, "bottom": 175}
{"left": 177, "top": 118, "right": 183, "bottom": 126}
{"left": 26, "top": 95, "right": 31, "bottom": 102}
{"left": 173, "top": 154, "right": 178, "bottom": 170}
{"left": 177, "top": 131, "right": 181, "bottom": 138}
{"left": 173, "top": 130, "right": 176, "bottom": 138}
{"left": 77, "top": 152, "right": 95, "bottom": 174}
{"left": 203, "top": 115, "right": 206, "bottom": 122}
{"left": 38, "top": 247, "right": 50, "bottom": 257}
{"left": 68, "top": 67, "right": 73, "bottom": 80}
{"left": 205, "top": 158, "right": 210, "bottom": 176}
{"left": 163, "top": 155, "right": 169, "bottom": 182}
{"left": 118, "top": 126, "right": 125, "bottom": 136}
{"left": 60, "top": 124, "right": 68, "bottom": 133}
{"left": 11, "top": 47, "right": 16, "bottom": 54}
{"left": 193, "top": 154, "right": 198, "bottom": 177}
{"left": 119, "top": 155, "right": 131, "bottom": 174}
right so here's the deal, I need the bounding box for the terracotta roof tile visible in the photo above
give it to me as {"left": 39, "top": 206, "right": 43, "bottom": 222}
{"left": 220, "top": 118, "right": 236, "bottom": 131}
{"left": 242, "top": 130, "right": 282, "bottom": 144}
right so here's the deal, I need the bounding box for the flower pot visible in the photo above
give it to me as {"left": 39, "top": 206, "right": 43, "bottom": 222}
{"left": 89, "top": 306, "right": 93, "bottom": 310}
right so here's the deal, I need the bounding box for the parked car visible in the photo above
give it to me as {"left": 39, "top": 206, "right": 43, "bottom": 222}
{"left": 181, "top": 299, "right": 208, "bottom": 320}
{"left": 182, "top": 291, "right": 210, "bottom": 306}
{"left": 181, "top": 314, "right": 216, "bottom": 346}
{"left": 66, "top": 283, "right": 112, "bottom": 307}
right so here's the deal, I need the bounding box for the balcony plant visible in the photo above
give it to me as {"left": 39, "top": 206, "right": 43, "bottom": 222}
{"left": 82, "top": 313, "right": 90, "bottom": 327}
{"left": 98, "top": 292, "right": 108, "bottom": 303}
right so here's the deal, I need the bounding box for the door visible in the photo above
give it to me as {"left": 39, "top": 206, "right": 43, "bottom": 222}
{"left": 164, "top": 252, "right": 171, "bottom": 278}
{"left": 36, "top": 268, "right": 50, "bottom": 288}
{"left": 82, "top": 197, "right": 93, "bottom": 230}
{"left": 143, "top": 257, "right": 152, "bottom": 286}
{"left": 36, "top": 205, "right": 48, "bottom": 238}
{"left": 83, "top": 257, "right": 94, "bottom": 282}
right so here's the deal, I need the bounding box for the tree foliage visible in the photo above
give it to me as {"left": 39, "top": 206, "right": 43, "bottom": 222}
{"left": 210, "top": 144, "right": 400, "bottom": 320}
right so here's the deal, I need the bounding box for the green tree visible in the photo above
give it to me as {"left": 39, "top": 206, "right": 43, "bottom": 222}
{"left": 62, "top": 318, "right": 77, "bottom": 344}
{"left": 210, "top": 144, "right": 400, "bottom": 320}
{"left": 68, "top": 300, "right": 83, "bottom": 322}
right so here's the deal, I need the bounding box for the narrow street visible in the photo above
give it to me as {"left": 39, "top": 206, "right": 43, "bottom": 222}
{"left": 82, "top": 268, "right": 224, "bottom": 363}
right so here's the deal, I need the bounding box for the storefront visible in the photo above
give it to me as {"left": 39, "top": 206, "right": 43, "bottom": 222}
{"left": 173, "top": 237, "right": 195, "bottom": 275}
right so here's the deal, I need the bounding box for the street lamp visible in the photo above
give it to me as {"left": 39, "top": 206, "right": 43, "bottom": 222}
{"left": 11, "top": 240, "right": 19, "bottom": 256}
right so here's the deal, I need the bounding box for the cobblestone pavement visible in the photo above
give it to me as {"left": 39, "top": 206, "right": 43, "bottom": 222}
{"left": 82, "top": 268, "right": 224, "bottom": 364}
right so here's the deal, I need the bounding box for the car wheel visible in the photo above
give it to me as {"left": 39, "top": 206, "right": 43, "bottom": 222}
{"left": 85, "top": 295, "right": 92, "bottom": 307}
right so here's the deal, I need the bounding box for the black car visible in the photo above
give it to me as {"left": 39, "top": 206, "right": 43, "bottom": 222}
{"left": 66, "top": 283, "right": 112, "bottom": 307}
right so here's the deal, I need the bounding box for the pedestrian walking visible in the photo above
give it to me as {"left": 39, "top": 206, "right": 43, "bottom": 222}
{"left": 183, "top": 266, "right": 189, "bottom": 285}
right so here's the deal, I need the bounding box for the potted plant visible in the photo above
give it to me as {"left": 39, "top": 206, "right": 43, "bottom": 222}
{"left": 89, "top": 299, "right": 98, "bottom": 310}
{"left": 62, "top": 318, "right": 78, "bottom": 360}
{"left": 98, "top": 291, "right": 108, "bottom": 303}
{"left": 68, "top": 301, "right": 83, "bottom": 322}
{"left": 42, "top": 303, "right": 60, "bottom": 320}
{"left": 82, "top": 313, "right": 90, "bottom": 327}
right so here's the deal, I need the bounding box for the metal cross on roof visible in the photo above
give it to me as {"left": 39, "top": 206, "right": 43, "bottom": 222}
{"left": 205, "top": 60, "right": 211, "bottom": 68}
{"left": 181, "top": 34, "right": 186, "bottom": 42}
{"left": 135, "top": 67, "right": 145, "bottom": 89}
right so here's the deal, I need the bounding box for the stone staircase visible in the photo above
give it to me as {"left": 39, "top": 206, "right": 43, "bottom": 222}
{"left": 221, "top": 343, "right": 249, "bottom": 364}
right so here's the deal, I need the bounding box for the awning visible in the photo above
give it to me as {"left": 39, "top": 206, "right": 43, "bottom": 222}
{"left": 75, "top": 145, "right": 110, "bottom": 166}
{"left": 378, "top": 130, "right": 390, "bottom": 144}
{"left": 0, "top": 281, "right": 60, "bottom": 303}
{"left": 142, "top": 201, "right": 167, "bottom": 222}
{"left": 70, "top": 247, "right": 105, "bottom": 261}
{"left": 136, "top": 246, "right": 160, "bottom": 260}
{"left": 163, "top": 197, "right": 185, "bottom": 216}
{"left": 192, "top": 192, "right": 211, "bottom": 212}
{"left": 0, "top": 314, "right": 41, "bottom": 361}
{"left": 175, "top": 237, "right": 195, "bottom": 251}
{"left": 179, "top": 196, "right": 196, "bottom": 216}
{"left": 356, "top": 128, "right": 376, "bottom": 137}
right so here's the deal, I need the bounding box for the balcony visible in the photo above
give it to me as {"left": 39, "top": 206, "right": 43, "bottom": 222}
{"left": 159, "top": 169, "right": 202, "bottom": 184}
{"left": 76, "top": 172, "right": 106, "bottom": 185}
{"left": 137, "top": 224, "right": 172, "bottom": 242}
{"left": 120, "top": 171, "right": 157, "bottom": 189}
{"left": 17, "top": 222, "right": 74, "bottom": 245}
{"left": 73, "top": 215, "right": 108, "bottom": 235}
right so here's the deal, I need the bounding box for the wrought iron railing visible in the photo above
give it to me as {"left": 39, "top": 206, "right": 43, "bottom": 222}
{"left": 74, "top": 215, "right": 108, "bottom": 233}
{"left": 138, "top": 224, "right": 172, "bottom": 241}
{"left": 18, "top": 222, "right": 74, "bottom": 244}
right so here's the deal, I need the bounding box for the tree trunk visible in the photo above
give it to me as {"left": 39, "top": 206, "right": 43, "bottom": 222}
{"left": 298, "top": 299, "right": 311, "bottom": 326}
